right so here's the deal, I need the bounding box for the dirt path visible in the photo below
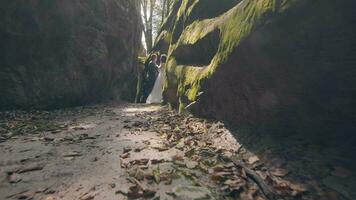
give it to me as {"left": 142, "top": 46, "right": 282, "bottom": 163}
{"left": 0, "top": 104, "right": 352, "bottom": 200}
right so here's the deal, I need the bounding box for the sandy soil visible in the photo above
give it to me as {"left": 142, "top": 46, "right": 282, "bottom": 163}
{"left": 0, "top": 103, "right": 353, "bottom": 200}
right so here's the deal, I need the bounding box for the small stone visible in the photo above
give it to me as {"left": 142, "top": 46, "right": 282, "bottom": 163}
{"left": 8, "top": 173, "right": 22, "bottom": 183}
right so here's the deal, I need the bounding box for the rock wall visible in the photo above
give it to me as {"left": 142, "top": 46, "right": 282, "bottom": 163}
{"left": 0, "top": 0, "right": 142, "bottom": 109}
{"left": 154, "top": 0, "right": 356, "bottom": 141}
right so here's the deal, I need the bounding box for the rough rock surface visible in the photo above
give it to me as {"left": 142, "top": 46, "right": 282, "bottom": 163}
{"left": 0, "top": 0, "right": 142, "bottom": 110}
{"left": 153, "top": 0, "right": 356, "bottom": 141}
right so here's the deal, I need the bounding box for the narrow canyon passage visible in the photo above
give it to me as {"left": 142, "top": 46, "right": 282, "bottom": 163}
{"left": 1, "top": 103, "right": 353, "bottom": 200}
{"left": 1, "top": 0, "right": 355, "bottom": 199}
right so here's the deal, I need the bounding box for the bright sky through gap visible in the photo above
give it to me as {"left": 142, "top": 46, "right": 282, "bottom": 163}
{"left": 141, "top": 4, "right": 147, "bottom": 52}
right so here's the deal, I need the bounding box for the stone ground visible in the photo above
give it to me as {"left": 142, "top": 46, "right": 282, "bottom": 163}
{"left": 0, "top": 103, "right": 354, "bottom": 200}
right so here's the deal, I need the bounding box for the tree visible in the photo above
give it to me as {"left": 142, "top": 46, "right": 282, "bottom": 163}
{"left": 141, "top": 0, "right": 156, "bottom": 53}
{"left": 141, "top": 0, "right": 174, "bottom": 52}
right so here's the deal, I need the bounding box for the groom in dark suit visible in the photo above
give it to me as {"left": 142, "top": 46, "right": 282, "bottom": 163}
{"left": 140, "top": 54, "right": 159, "bottom": 102}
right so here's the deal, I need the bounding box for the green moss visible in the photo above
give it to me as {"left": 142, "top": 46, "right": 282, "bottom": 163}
{"left": 138, "top": 56, "right": 146, "bottom": 65}
{"left": 163, "top": 0, "right": 303, "bottom": 111}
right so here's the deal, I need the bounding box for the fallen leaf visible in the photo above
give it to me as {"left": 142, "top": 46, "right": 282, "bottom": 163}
{"left": 172, "top": 155, "right": 184, "bottom": 161}
{"left": 185, "top": 160, "right": 199, "bottom": 169}
{"left": 15, "top": 163, "right": 45, "bottom": 174}
{"left": 153, "top": 170, "right": 160, "bottom": 184}
{"left": 134, "top": 147, "right": 145, "bottom": 152}
{"left": 5, "top": 190, "right": 29, "bottom": 199}
{"left": 130, "top": 159, "right": 150, "bottom": 166}
{"left": 116, "top": 188, "right": 128, "bottom": 195}
{"left": 290, "top": 183, "right": 308, "bottom": 196}
{"left": 127, "top": 178, "right": 156, "bottom": 199}
{"left": 80, "top": 192, "right": 96, "bottom": 200}
{"left": 62, "top": 151, "right": 82, "bottom": 157}
{"left": 123, "top": 147, "right": 132, "bottom": 153}
{"left": 120, "top": 158, "right": 130, "bottom": 168}
{"left": 173, "top": 160, "right": 186, "bottom": 167}
{"left": 248, "top": 156, "right": 259, "bottom": 165}
{"left": 169, "top": 185, "right": 212, "bottom": 199}
{"left": 151, "top": 159, "right": 165, "bottom": 164}
{"left": 271, "top": 168, "right": 289, "bottom": 177}
{"left": 256, "top": 170, "right": 268, "bottom": 180}
{"left": 185, "top": 149, "right": 196, "bottom": 157}
{"left": 212, "top": 172, "right": 233, "bottom": 182}
{"left": 152, "top": 145, "right": 169, "bottom": 152}
{"left": 120, "top": 153, "right": 130, "bottom": 159}
{"left": 135, "top": 169, "right": 145, "bottom": 181}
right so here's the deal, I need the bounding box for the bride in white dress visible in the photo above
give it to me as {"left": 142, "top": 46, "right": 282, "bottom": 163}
{"left": 146, "top": 55, "right": 167, "bottom": 104}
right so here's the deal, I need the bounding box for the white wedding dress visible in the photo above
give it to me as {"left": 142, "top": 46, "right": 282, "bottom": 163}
{"left": 146, "top": 64, "right": 165, "bottom": 104}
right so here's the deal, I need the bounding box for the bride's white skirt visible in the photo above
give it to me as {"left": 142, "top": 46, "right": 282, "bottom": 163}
{"left": 146, "top": 71, "right": 164, "bottom": 104}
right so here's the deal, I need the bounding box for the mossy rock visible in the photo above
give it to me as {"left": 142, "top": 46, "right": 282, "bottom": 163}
{"left": 150, "top": 0, "right": 356, "bottom": 142}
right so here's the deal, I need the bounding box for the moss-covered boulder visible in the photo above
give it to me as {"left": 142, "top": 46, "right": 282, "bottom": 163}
{"left": 155, "top": 0, "right": 356, "bottom": 140}
{"left": 0, "top": 0, "right": 142, "bottom": 110}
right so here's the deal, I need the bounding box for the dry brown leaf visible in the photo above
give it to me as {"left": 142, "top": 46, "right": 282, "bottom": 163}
{"left": 247, "top": 156, "right": 260, "bottom": 165}
{"left": 152, "top": 145, "right": 169, "bottom": 152}
{"left": 160, "top": 172, "right": 172, "bottom": 184}
{"left": 271, "top": 168, "right": 289, "bottom": 177}
{"left": 290, "top": 183, "right": 308, "bottom": 196}
{"left": 273, "top": 178, "right": 291, "bottom": 190}
{"left": 123, "top": 147, "right": 132, "bottom": 153}
{"left": 15, "top": 163, "right": 45, "bottom": 174}
{"left": 256, "top": 170, "right": 268, "bottom": 180}
{"left": 63, "top": 151, "right": 82, "bottom": 157}
{"left": 211, "top": 172, "right": 233, "bottom": 182}
{"left": 80, "top": 192, "right": 96, "bottom": 200}
{"left": 130, "top": 159, "right": 149, "bottom": 166}
{"left": 174, "top": 160, "right": 186, "bottom": 167}
{"left": 120, "top": 152, "right": 130, "bottom": 159}
{"left": 127, "top": 179, "right": 156, "bottom": 199}
{"left": 144, "top": 168, "right": 154, "bottom": 179}
{"left": 151, "top": 159, "right": 165, "bottom": 164}
{"left": 120, "top": 158, "right": 130, "bottom": 168}
{"left": 184, "top": 148, "right": 196, "bottom": 157}
{"left": 153, "top": 170, "right": 160, "bottom": 184}
{"left": 134, "top": 147, "right": 145, "bottom": 152}
{"left": 185, "top": 160, "right": 199, "bottom": 169}
{"left": 134, "top": 169, "right": 145, "bottom": 181}
{"left": 213, "top": 164, "right": 226, "bottom": 172}
{"left": 172, "top": 154, "right": 184, "bottom": 161}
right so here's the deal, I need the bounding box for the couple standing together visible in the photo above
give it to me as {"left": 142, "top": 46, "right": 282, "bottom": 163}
{"left": 142, "top": 54, "right": 167, "bottom": 104}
